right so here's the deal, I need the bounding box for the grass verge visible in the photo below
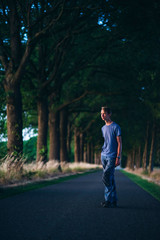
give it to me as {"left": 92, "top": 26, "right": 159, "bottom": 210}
{"left": 0, "top": 170, "right": 99, "bottom": 200}
{"left": 121, "top": 170, "right": 160, "bottom": 202}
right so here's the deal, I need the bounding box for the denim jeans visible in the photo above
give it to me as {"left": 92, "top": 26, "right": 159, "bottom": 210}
{"left": 101, "top": 155, "right": 117, "bottom": 203}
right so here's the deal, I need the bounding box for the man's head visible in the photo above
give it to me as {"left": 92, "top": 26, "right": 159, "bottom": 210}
{"left": 101, "top": 107, "right": 112, "bottom": 122}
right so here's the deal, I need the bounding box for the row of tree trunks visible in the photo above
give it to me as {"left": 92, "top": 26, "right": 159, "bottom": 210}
{"left": 74, "top": 129, "right": 97, "bottom": 164}
{"left": 2, "top": 1, "right": 70, "bottom": 159}
{"left": 126, "top": 122, "right": 156, "bottom": 173}
{"left": 2, "top": 1, "right": 105, "bottom": 162}
{"left": 36, "top": 101, "right": 100, "bottom": 165}
{"left": 44, "top": 106, "right": 69, "bottom": 163}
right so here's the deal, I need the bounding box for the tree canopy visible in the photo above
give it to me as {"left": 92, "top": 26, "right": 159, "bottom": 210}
{"left": 0, "top": 0, "right": 160, "bottom": 169}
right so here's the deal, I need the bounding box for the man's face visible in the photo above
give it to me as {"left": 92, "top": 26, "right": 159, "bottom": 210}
{"left": 101, "top": 110, "right": 110, "bottom": 121}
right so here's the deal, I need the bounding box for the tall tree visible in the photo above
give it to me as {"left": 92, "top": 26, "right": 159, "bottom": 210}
{"left": 0, "top": 0, "right": 65, "bottom": 155}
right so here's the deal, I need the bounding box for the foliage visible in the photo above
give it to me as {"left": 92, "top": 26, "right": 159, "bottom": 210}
{"left": 23, "top": 137, "right": 37, "bottom": 162}
{"left": 0, "top": 142, "right": 7, "bottom": 159}
{"left": 0, "top": 0, "right": 160, "bottom": 168}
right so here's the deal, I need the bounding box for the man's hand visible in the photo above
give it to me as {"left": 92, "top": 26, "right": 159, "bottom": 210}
{"left": 115, "top": 157, "right": 120, "bottom": 167}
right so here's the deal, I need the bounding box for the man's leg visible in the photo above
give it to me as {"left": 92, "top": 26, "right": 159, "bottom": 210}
{"left": 111, "top": 177, "right": 117, "bottom": 205}
{"left": 101, "top": 158, "right": 115, "bottom": 206}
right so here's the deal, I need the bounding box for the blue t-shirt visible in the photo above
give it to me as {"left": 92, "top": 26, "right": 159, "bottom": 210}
{"left": 101, "top": 122, "right": 121, "bottom": 158}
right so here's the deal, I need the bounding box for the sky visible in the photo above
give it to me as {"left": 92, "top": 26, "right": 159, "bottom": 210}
{"left": 0, "top": 127, "right": 38, "bottom": 142}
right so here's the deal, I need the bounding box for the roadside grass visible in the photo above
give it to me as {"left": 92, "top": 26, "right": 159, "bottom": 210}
{"left": 0, "top": 155, "right": 101, "bottom": 200}
{"left": 0, "top": 155, "right": 101, "bottom": 185}
{"left": 121, "top": 170, "right": 160, "bottom": 202}
{"left": 0, "top": 169, "right": 100, "bottom": 200}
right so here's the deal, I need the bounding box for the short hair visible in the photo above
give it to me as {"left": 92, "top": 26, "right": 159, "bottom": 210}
{"left": 101, "top": 107, "right": 112, "bottom": 115}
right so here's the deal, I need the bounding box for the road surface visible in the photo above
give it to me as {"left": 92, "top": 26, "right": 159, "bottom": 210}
{"left": 0, "top": 170, "right": 160, "bottom": 240}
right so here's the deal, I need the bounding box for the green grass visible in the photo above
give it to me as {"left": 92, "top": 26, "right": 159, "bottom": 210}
{"left": 121, "top": 170, "right": 160, "bottom": 202}
{"left": 0, "top": 169, "right": 99, "bottom": 200}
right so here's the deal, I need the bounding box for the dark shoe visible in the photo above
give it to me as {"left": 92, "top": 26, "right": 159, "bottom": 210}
{"left": 101, "top": 201, "right": 112, "bottom": 208}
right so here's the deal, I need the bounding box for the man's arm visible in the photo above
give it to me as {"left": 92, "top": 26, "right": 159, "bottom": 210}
{"left": 115, "top": 136, "right": 122, "bottom": 167}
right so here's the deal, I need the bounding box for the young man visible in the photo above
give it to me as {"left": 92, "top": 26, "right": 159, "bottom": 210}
{"left": 100, "top": 107, "right": 122, "bottom": 208}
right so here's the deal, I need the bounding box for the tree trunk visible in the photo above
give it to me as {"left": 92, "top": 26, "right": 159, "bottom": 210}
{"left": 4, "top": 83, "right": 23, "bottom": 155}
{"left": 142, "top": 122, "right": 149, "bottom": 170}
{"left": 83, "top": 144, "right": 87, "bottom": 163}
{"left": 131, "top": 148, "right": 135, "bottom": 170}
{"left": 3, "top": 2, "right": 23, "bottom": 155}
{"left": 60, "top": 108, "right": 69, "bottom": 162}
{"left": 142, "top": 140, "right": 148, "bottom": 170}
{"left": 36, "top": 97, "right": 48, "bottom": 162}
{"left": 87, "top": 142, "right": 91, "bottom": 163}
{"left": 95, "top": 152, "right": 101, "bottom": 165}
{"left": 127, "top": 153, "right": 131, "bottom": 169}
{"left": 80, "top": 132, "right": 84, "bottom": 162}
{"left": 67, "top": 122, "right": 72, "bottom": 159}
{"left": 90, "top": 144, "right": 94, "bottom": 164}
{"left": 74, "top": 127, "right": 80, "bottom": 163}
{"left": 49, "top": 110, "right": 60, "bottom": 161}
{"left": 136, "top": 146, "right": 141, "bottom": 169}
{"left": 149, "top": 123, "right": 155, "bottom": 174}
{"left": 36, "top": 36, "right": 48, "bottom": 163}
{"left": 94, "top": 152, "right": 99, "bottom": 165}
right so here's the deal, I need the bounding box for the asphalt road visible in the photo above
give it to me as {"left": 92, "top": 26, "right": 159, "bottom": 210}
{"left": 0, "top": 170, "right": 160, "bottom": 240}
